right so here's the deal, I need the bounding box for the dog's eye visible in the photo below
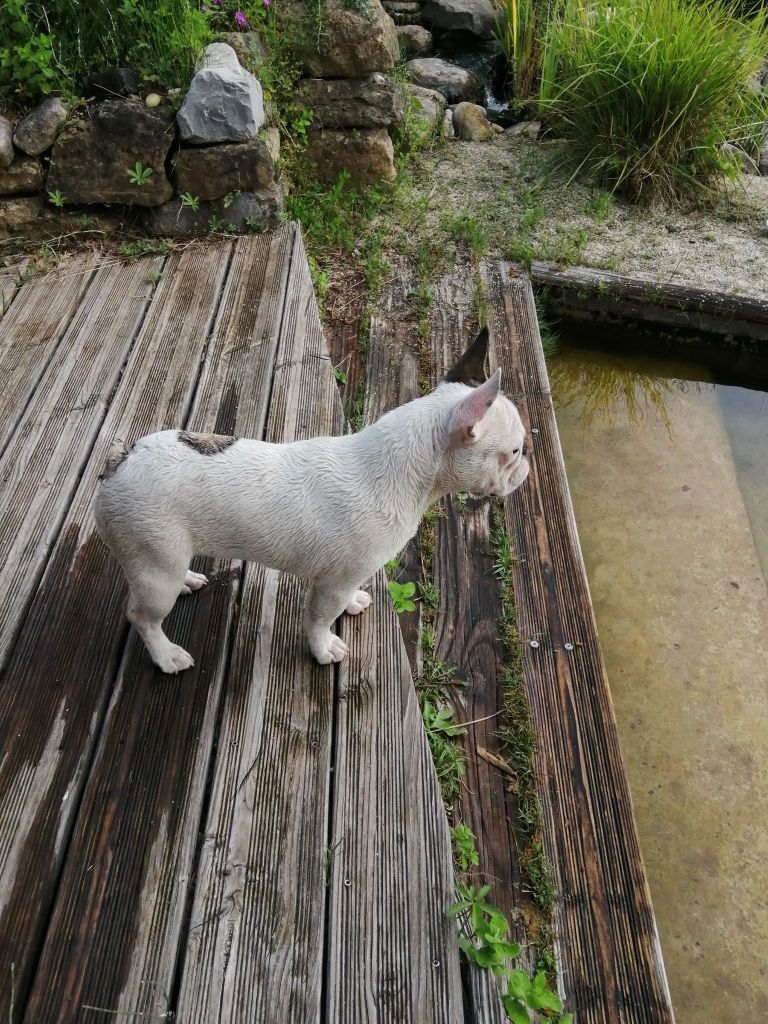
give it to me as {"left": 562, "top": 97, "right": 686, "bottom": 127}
{"left": 512, "top": 448, "right": 520, "bottom": 455}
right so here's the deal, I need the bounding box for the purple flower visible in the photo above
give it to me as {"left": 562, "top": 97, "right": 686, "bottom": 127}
{"left": 210, "top": 0, "right": 221, "bottom": 5}
{"left": 263, "top": 0, "right": 271, "bottom": 5}
{"left": 234, "top": 9, "right": 249, "bottom": 27}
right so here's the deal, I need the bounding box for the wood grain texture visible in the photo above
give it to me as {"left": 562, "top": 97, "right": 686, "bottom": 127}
{"left": 329, "top": 570, "right": 465, "bottom": 1024}
{"left": 364, "top": 258, "right": 424, "bottom": 671}
{"left": 483, "top": 259, "right": 675, "bottom": 1023}
{"left": 20, "top": 235, "right": 301, "bottom": 1024}
{"left": 175, "top": 225, "right": 341, "bottom": 1024}
{"left": 0, "top": 263, "right": 25, "bottom": 319}
{"left": 0, "top": 255, "right": 98, "bottom": 456}
{"left": 426, "top": 271, "right": 529, "bottom": 1020}
{"left": 0, "top": 243, "right": 234, "bottom": 1024}
{"left": 0, "top": 258, "right": 159, "bottom": 669}
{"left": 322, "top": 266, "right": 366, "bottom": 414}
{"left": 428, "top": 272, "right": 527, "bottom": 930}
{"left": 326, "top": 257, "right": 466, "bottom": 1023}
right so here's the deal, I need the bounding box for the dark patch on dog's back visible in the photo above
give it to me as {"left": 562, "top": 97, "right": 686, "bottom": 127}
{"left": 178, "top": 431, "right": 239, "bottom": 456}
{"left": 100, "top": 440, "right": 133, "bottom": 480}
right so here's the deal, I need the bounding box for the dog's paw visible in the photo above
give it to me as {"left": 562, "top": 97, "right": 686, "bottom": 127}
{"left": 310, "top": 632, "right": 349, "bottom": 665}
{"left": 154, "top": 644, "right": 195, "bottom": 675}
{"left": 345, "top": 590, "right": 372, "bottom": 616}
{"left": 181, "top": 570, "right": 208, "bottom": 595}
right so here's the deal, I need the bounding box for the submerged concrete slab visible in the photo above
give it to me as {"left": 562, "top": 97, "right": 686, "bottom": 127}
{"left": 551, "top": 348, "right": 768, "bottom": 1023}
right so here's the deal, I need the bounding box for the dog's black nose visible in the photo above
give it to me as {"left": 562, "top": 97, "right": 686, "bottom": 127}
{"left": 522, "top": 440, "right": 528, "bottom": 457}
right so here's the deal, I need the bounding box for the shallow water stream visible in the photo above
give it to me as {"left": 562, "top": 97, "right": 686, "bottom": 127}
{"left": 549, "top": 338, "right": 768, "bottom": 1021}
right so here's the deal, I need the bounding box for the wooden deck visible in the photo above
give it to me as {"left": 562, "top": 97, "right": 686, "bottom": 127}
{"left": 0, "top": 227, "right": 674, "bottom": 1023}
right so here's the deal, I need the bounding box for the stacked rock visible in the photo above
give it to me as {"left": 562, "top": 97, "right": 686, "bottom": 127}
{"left": 400, "top": 0, "right": 505, "bottom": 141}
{"left": 1, "top": 99, "right": 72, "bottom": 242}
{"left": 284, "top": 0, "right": 405, "bottom": 184}
{"left": 1, "top": 44, "right": 284, "bottom": 243}
{"left": 147, "top": 41, "right": 282, "bottom": 235}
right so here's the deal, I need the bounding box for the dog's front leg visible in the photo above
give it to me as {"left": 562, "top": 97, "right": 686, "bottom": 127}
{"left": 304, "top": 578, "right": 370, "bottom": 664}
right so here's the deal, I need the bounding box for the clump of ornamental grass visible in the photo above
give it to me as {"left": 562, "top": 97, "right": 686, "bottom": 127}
{"left": 538, "top": 0, "right": 768, "bottom": 202}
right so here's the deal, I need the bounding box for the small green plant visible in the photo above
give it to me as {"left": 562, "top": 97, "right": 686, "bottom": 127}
{"left": 448, "top": 884, "right": 522, "bottom": 973}
{"left": 333, "top": 366, "right": 347, "bottom": 386}
{"left": 441, "top": 209, "right": 488, "bottom": 259}
{"left": 388, "top": 579, "right": 416, "bottom": 613}
{"left": 420, "top": 697, "right": 466, "bottom": 803}
{"left": 504, "top": 970, "right": 571, "bottom": 1024}
{"left": 543, "top": 225, "right": 588, "bottom": 268}
{"left": 127, "top": 162, "right": 153, "bottom": 187}
{"left": 118, "top": 238, "right": 172, "bottom": 260}
{"left": 450, "top": 822, "right": 480, "bottom": 872}
{"left": 144, "top": 268, "right": 163, "bottom": 285}
{"left": 47, "top": 190, "right": 65, "bottom": 208}
{"left": 222, "top": 190, "right": 240, "bottom": 209}
{"left": 180, "top": 192, "right": 200, "bottom": 212}
{"left": 418, "top": 579, "right": 439, "bottom": 610}
{"left": 448, "top": 885, "right": 569, "bottom": 1023}
{"left": 76, "top": 213, "right": 96, "bottom": 230}
{"left": 0, "top": 0, "right": 57, "bottom": 102}
{"left": 307, "top": 255, "right": 330, "bottom": 309}
{"left": 506, "top": 237, "right": 535, "bottom": 269}
{"left": 208, "top": 214, "right": 226, "bottom": 233}
{"left": 583, "top": 190, "right": 614, "bottom": 224}
{"left": 288, "top": 105, "right": 314, "bottom": 145}
{"left": 324, "top": 836, "right": 344, "bottom": 886}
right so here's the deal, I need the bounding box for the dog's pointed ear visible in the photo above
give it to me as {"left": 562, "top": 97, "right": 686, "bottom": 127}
{"left": 448, "top": 368, "right": 502, "bottom": 443}
{"left": 444, "top": 326, "right": 489, "bottom": 386}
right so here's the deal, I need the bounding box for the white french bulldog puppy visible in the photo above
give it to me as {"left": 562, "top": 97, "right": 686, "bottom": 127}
{"left": 95, "top": 327, "right": 529, "bottom": 674}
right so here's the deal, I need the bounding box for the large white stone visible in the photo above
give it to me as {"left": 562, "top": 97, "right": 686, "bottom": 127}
{"left": 177, "top": 43, "right": 265, "bottom": 145}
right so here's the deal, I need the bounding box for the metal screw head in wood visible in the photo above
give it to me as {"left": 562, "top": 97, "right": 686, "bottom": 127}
{"left": 529, "top": 639, "right": 540, "bottom": 649}
{"left": 565, "top": 642, "right": 574, "bottom": 651}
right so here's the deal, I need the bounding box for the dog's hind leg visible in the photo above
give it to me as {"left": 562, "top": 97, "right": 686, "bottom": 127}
{"left": 304, "top": 578, "right": 365, "bottom": 664}
{"left": 126, "top": 554, "right": 195, "bottom": 674}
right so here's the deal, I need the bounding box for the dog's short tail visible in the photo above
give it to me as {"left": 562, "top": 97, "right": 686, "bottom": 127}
{"left": 100, "top": 439, "right": 132, "bottom": 481}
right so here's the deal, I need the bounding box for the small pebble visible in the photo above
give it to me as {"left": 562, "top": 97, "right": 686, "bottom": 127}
{"left": 145, "top": 93, "right": 162, "bottom": 108}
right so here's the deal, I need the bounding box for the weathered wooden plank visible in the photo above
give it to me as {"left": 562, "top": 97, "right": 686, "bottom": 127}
{"left": 0, "top": 258, "right": 160, "bottom": 669}
{"left": 364, "top": 258, "right": 423, "bottom": 671}
{"left": 21, "top": 232, "right": 296, "bottom": 1024}
{"left": 0, "top": 254, "right": 97, "bottom": 456}
{"left": 351, "top": 262, "right": 497, "bottom": 1022}
{"left": 483, "top": 259, "right": 675, "bottom": 1023}
{"left": 175, "top": 226, "right": 341, "bottom": 1023}
{"left": 0, "top": 242, "right": 235, "bottom": 1024}
{"left": 531, "top": 260, "right": 768, "bottom": 343}
{"left": 322, "top": 266, "right": 366, "bottom": 414}
{"left": 328, "top": 569, "right": 465, "bottom": 1023}
{"left": 0, "top": 262, "right": 25, "bottom": 319}
{"left": 424, "top": 270, "right": 531, "bottom": 1022}
{"left": 427, "top": 271, "right": 528, "bottom": 932}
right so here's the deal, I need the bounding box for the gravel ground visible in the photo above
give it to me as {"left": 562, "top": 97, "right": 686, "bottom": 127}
{"left": 410, "top": 133, "right": 768, "bottom": 299}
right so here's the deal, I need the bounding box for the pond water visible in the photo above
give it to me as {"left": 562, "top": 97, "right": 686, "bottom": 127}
{"left": 549, "top": 336, "right": 768, "bottom": 1022}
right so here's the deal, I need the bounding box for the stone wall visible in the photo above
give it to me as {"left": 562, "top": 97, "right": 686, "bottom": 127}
{"left": 0, "top": 44, "right": 282, "bottom": 244}
{"left": 287, "top": 0, "right": 404, "bottom": 185}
